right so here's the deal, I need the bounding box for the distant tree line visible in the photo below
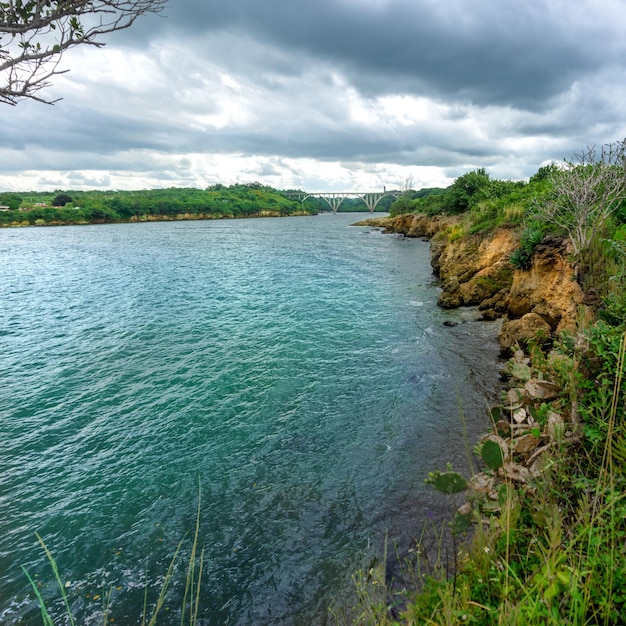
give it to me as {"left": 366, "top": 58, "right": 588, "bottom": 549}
{"left": 0, "top": 184, "right": 320, "bottom": 226}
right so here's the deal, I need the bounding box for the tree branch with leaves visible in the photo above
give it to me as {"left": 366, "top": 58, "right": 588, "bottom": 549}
{"left": 1, "top": 0, "right": 166, "bottom": 105}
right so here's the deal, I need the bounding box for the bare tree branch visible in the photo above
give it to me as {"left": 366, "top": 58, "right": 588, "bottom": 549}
{"left": 530, "top": 139, "right": 626, "bottom": 262}
{"left": 1, "top": 0, "right": 166, "bottom": 105}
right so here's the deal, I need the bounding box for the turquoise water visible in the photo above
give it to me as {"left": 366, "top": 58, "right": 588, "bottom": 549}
{"left": 0, "top": 214, "right": 501, "bottom": 624}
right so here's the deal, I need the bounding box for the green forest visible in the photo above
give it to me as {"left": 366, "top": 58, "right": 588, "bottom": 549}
{"left": 0, "top": 183, "right": 397, "bottom": 226}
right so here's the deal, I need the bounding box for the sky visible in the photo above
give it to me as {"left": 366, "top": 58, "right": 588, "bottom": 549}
{"left": 2, "top": 0, "right": 626, "bottom": 193}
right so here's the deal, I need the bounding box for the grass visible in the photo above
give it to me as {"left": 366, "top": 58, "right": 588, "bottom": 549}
{"left": 339, "top": 321, "right": 626, "bottom": 625}
{"left": 23, "top": 486, "right": 205, "bottom": 626}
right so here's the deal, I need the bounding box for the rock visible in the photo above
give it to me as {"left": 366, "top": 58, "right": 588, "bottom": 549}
{"left": 505, "top": 388, "right": 526, "bottom": 408}
{"left": 527, "top": 444, "right": 552, "bottom": 469}
{"left": 373, "top": 213, "right": 458, "bottom": 240}
{"left": 457, "top": 502, "right": 472, "bottom": 516}
{"left": 458, "top": 266, "right": 513, "bottom": 306}
{"left": 529, "top": 456, "right": 546, "bottom": 478}
{"left": 499, "top": 312, "right": 552, "bottom": 355}
{"left": 499, "top": 462, "right": 531, "bottom": 483}
{"left": 546, "top": 411, "right": 565, "bottom": 441}
{"left": 504, "top": 239, "right": 587, "bottom": 334}
{"left": 514, "top": 433, "right": 542, "bottom": 456}
{"left": 479, "top": 288, "right": 510, "bottom": 314}
{"left": 375, "top": 216, "right": 590, "bottom": 342}
{"left": 525, "top": 379, "right": 561, "bottom": 400}
{"left": 468, "top": 472, "right": 495, "bottom": 494}
{"left": 487, "top": 489, "right": 500, "bottom": 501}
{"left": 512, "top": 408, "right": 527, "bottom": 424}
{"left": 432, "top": 227, "right": 517, "bottom": 309}
{"left": 438, "top": 284, "right": 463, "bottom": 308}
{"left": 480, "top": 308, "right": 500, "bottom": 321}
{"left": 513, "top": 350, "right": 527, "bottom": 363}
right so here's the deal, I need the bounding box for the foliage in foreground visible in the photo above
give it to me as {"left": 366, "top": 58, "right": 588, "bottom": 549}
{"left": 23, "top": 490, "right": 205, "bottom": 626}
{"left": 1, "top": 0, "right": 166, "bottom": 106}
{"left": 340, "top": 321, "right": 626, "bottom": 625}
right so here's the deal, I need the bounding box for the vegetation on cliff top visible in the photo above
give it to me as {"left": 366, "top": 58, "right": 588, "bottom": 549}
{"left": 342, "top": 141, "right": 626, "bottom": 624}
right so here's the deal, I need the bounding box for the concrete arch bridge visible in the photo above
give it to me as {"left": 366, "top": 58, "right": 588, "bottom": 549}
{"left": 285, "top": 190, "right": 400, "bottom": 213}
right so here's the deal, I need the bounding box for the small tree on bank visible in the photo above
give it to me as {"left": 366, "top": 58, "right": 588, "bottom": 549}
{"left": 530, "top": 139, "right": 626, "bottom": 263}
{"left": 1, "top": 0, "right": 166, "bottom": 105}
{"left": 52, "top": 193, "right": 72, "bottom": 206}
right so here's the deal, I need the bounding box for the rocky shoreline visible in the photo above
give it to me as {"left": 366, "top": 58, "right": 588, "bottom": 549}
{"left": 356, "top": 213, "right": 590, "bottom": 519}
{"left": 0, "top": 209, "right": 315, "bottom": 228}
{"left": 356, "top": 213, "right": 588, "bottom": 355}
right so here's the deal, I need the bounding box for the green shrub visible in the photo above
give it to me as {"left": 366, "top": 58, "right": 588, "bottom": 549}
{"left": 510, "top": 247, "right": 532, "bottom": 270}
{"left": 509, "top": 225, "right": 545, "bottom": 270}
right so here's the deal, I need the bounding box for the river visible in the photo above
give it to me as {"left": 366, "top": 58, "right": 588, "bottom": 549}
{"left": 0, "top": 213, "right": 502, "bottom": 624}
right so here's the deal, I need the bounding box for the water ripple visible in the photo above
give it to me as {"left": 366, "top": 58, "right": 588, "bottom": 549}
{"left": 0, "top": 216, "right": 502, "bottom": 624}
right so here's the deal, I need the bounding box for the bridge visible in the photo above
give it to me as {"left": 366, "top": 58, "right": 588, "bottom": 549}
{"left": 284, "top": 190, "right": 401, "bottom": 213}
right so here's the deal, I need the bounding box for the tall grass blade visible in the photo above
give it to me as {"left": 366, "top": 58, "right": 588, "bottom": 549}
{"left": 34, "top": 532, "right": 76, "bottom": 626}
{"left": 21, "top": 566, "right": 54, "bottom": 626}
{"left": 182, "top": 485, "right": 202, "bottom": 626}
{"left": 146, "top": 538, "right": 185, "bottom": 626}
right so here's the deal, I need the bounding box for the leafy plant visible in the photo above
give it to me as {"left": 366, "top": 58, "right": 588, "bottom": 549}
{"left": 481, "top": 439, "right": 505, "bottom": 470}
{"left": 425, "top": 467, "right": 468, "bottom": 494}
{"left": 509, "top": 225, "right": 545, "bottom": 270}
{"left": 510, "top": 247, "right": 532, "bottom": 270}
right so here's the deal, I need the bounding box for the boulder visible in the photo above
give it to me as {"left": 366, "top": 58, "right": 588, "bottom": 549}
{"left": 504, "top": 238, "right": 587, "bottom": 333}
{"left": 499, "top": 461, "right": 531, "bottom": 484}
{"left": 525, "top": 379, "right": 561, "bottom": 401}
{"left": 514, "top": 433, "right": 542, "bottom": 456}
{"left": 468, "top": 472, "right": 495, "bottom": 494}
{"left": 435, "top": 229, "right": 517, "bottom": 307}
{"left": 505, "top": 387, "right": 526, "bottom": 409}
{"left": 512, "top": 408, "right": 528, "bottom": 424}
{"left": 546, "top": 411, "right": 565, "bottom": 441}
{"left": 498, "top": 313, "right": 552, "bottom": 355}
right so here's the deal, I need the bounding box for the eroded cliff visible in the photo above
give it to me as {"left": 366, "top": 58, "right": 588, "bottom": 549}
{"left": 358, "top": 213, "right": 589, "bottom": 353}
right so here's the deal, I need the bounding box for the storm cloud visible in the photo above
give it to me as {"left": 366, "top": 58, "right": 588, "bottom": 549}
{"left": 2, "top": 0, "right": 625, "bottom": 191}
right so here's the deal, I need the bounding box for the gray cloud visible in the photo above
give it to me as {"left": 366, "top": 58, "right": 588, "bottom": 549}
{"left": 160, "top": 0, "right": 621, "bottom": 109}
{"left": 2, "top": 0, "right": 626, "bottom": 191}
